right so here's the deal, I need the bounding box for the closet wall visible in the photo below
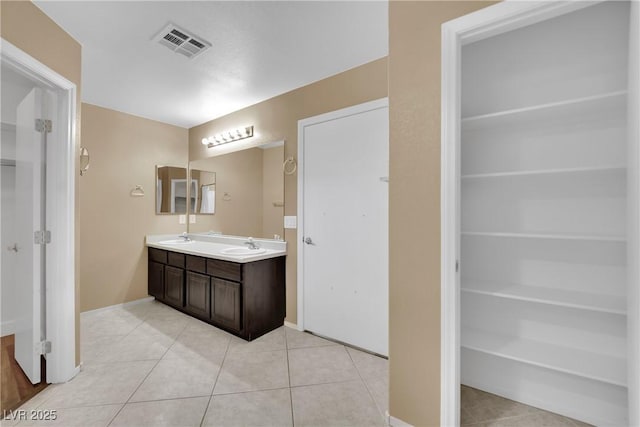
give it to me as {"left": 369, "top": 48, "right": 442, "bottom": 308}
{"left": 460, "top": 2, "right": 631, "bottom": 425}
{"left": 1, "top": 125, "right": 17, "bottom": 336}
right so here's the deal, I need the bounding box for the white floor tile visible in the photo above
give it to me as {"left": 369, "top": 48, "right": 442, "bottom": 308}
{"left": 214, "top": 350, "right": 289, "bottom": 394}
{"left": 129, "top": 357, "right": 221, "bottom": 402}
{"left": 288, "top": 345, "right": 360, "bottom": 387}
{"left": 109, "top": 397, "right": 209, "bottom": 427}
{"left": 202, "top": 388, "right": 293, "bottom": 427}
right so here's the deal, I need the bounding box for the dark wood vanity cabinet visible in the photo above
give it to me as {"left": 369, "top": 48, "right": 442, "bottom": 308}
{"left": 147, "top": 246, "right": 285, "bottom": 340}
{"left": 212, "top": 278, "right": 241, "bottom": 331}
{"left": 164, "top": 266, "right": 184, "bottom": 307}
{"left": 148, "top": 261, "right": 164, "bottom": 299}
{"left": 185, "top": 271, "right": 210, "bottom": 319}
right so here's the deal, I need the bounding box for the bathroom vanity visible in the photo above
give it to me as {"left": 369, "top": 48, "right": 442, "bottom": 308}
{"left": 146, "top": 234, "right": 286, "bottom": 341}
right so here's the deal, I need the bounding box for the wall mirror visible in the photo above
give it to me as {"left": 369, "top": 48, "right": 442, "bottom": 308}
{"left": 189, "top": 169, "right": 216, "bottom": 215}
{"left": 155, "top": 165, "right": 191, "bottom": 215}
{"left": 188, "top": 140, "right": 284, "bottom": 239}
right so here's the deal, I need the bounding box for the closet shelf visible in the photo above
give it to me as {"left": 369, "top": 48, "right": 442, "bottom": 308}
{"left": 461, "top": 231, "right": 626, "bottom": 243}
{"left": 461, "top": 280, "right": 626, "bottom": 315}
{"left": 461, "top": 90, "right": 627, "bottom": 131}
{"left": 462, "top": 328, "right": 627, "bottom": 387}
{"left": 461, "top": 165, "right": 626, "bottom": 180}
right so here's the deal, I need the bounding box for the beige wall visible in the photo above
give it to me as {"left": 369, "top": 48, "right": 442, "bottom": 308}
{"left": 388, "top": 2, "right": 495, "bottom": 425}
{"left": 189, "top": 57, "right": 388, "bottom": 324}
{"left": 189, "top": 148, "right": 264, "bottom": 237}
{"left": 1, "top": 0, "right": 83, "bottom": 365}
{"left": 262, "top": 146, "right": 284, "bottom": 239}
{"left": 80, "top": 103, "right": 188, "bottom": 311}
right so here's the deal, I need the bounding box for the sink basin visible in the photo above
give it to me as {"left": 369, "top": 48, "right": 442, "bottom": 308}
{"left": 220, "top": 247, "right": 267, "bottom": 256}
{"left": 158, "top": 239, "right": 194, "bottom": 245}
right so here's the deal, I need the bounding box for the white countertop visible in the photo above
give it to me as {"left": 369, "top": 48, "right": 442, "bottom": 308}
{"left": 146, "top": 233, "right": 287, "bottom": 263}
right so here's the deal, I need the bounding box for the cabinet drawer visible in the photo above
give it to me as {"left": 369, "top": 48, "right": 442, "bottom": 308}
{"left": 207, "top": 259, "right": 242, "bottom": 282}
{"left": 186, "top": 255, "right": 207, "bottom": 274}
{"left": 167, "top": 251, "right": 185, "bottom": 268}
{"left": 148, "top": 247, "right": 167, "bottom": 264}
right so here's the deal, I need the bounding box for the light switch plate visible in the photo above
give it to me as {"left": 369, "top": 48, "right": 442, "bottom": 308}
{"left": 179, "top": 214, "right": 186, "bottom": 224}
{"left": 189, "top": 215, "right": 196, "bottom": 224}
{"left": 284, "top": 216, "right": 297, "bottom": 229}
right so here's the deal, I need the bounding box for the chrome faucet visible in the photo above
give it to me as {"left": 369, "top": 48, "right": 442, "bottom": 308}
{"left": 244, "top": 237, "right": 259, "bottom": 250}
{"left": 179, "top": 232, "right": 191, "bottom": 242}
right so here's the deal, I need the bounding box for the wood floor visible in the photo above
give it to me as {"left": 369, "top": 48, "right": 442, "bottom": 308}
{"left": 1, "top": 334, "right": 47, "bottom": 416}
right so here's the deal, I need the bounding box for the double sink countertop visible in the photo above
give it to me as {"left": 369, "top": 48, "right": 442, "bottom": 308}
{"left": 146, "top": 233, "right": 287, "bottom": 263}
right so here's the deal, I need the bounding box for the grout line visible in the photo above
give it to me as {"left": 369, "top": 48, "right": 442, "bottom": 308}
{"left": 199, "top": 332, "right": 231, "bottom": 427}
{"left": 289, "top": 377, "right": 366, "bottom": 390}
{"left": 207, "top": 385, "right": 292, "bottom": 398}
{"left": 106, "top": 306, "right": 188, "bottom": 427}
{"left": 284, "top": 328, "right": 295, "bottom": 426}
{"left": 345, "top": 347, "right": 387, "bottom": 421}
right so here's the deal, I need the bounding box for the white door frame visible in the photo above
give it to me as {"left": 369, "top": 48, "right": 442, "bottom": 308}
{"left": 296, "top": 97, "right": 389, "bottom": 332}
{"left": 439, "top": 1, "right": 640, "bottom": 425}
{"left": 1, "top": 39, "right": 78, "bottom": 383}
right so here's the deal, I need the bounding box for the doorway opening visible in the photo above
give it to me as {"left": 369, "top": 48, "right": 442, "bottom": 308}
{"left": 0, "top": 39, "right": 78, "bottom": 405}
{"left": 441, "top": 1, "right": 639, "bottom": 426}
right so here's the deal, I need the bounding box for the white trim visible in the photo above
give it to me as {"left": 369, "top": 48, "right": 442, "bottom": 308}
{"left": 1, "top": 38, "right": 77, "bottom": 384}
{"left": 80, "top": 297, "right": 155, "bottom": 317}
{"left": 283, "top": 320, "right": 298, "bottom": 330}
{"left": 1, "top": 320, "right": 16, "bottom": 337}
{"left": 440, "top": 16, "right": 461, "bottom": 427}
{"left": 440, "top": 1, "right": 617, "bottom": 425}
{"left": 385, "top": 411, "right": 414, "bottom": 427}
{"left": 627, "top": 2, "right": 640, "bottom": 425}
{"left": 296, "top": 98, "right": 389, "bottom": 333}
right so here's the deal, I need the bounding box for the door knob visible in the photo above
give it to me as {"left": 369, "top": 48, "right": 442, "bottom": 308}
{"left": 304, "top": 237, "right": 314, "bottom": 245}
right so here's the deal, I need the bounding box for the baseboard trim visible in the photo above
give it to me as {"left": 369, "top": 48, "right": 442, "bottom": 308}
{"left": 1, "top": 320, "right": 16, "bottom": 337}
{"left": 283, "top": 320, "right": 298, "bottom": 330}
{"left": 385, "top": 411, "right": 413, "bottom": 427}
{"left": 80, "top": 297, "right": 155, "bottom": 317}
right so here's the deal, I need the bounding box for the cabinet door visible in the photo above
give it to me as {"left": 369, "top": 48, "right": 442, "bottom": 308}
{"left": 186, "top": 271, "right": 210, "bottom": 318}
{"left": 212, "top": 278, "right": 241, "bottom": 331}
{"left": 148, "top": 261, "right": 164, "bottom": 299}
{"left": 164, "top": 265, "right": 184, "bottom": 307}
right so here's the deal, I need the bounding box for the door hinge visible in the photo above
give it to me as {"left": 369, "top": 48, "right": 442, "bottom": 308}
{"left": 456, "top": 260, "right": 459, "bottom": 273}
{"left": 34, "top": 230, "right": 51, "bottom": 245}
{"left": 35, "top": 119, "right": 52, "bottom": 133}
{"left": 39, "top": 341, "right": 52, "bottom": 355}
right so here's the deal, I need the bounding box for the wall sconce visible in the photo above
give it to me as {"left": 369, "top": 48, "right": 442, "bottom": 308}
{"left": 201, "top": 126, "right": 254, "bottom": 148}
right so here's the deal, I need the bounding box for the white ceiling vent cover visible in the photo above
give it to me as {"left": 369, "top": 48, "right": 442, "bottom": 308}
{"left": 153, "top": 23, "right": 211, "bottom": 59}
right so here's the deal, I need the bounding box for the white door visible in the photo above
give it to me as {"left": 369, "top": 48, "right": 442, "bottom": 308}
{"left": 14, "top": 87, "right": 46, "bottom": 384}
{"left": 300, "top": 99, "right": 389, "bottom": 356}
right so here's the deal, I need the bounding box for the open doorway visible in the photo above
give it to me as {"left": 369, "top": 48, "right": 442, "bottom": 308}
{"left": 0, "top": 39, "right": 78, "bottom": 413}
{"left": 1, "top": 57, "right": 53, "bottom": 413}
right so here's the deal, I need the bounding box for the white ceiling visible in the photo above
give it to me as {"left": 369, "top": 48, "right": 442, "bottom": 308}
{"left": 33, "top": 1, "right": 388, "bottom": 128}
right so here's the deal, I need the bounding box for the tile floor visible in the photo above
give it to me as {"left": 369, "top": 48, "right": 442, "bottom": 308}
{"left": 2, "top": 300, "right": 388, "bottom": 426}
{"left": 461, "top": 386, "right": 592, "bottom": 427}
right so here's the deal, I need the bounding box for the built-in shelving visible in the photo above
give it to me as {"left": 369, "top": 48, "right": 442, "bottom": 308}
{"left": 462, "top": 328, "right": 627, "bottom": 387}
{"left": 461, "top": 165, "right": 626, "bottom": 180}
{"left": 461, "top": 91, "right": 627, "bottom": 131}
{"left": 461, "top": 280, "right": 626, "bottom": 315}
{"left": 461, "top": 231, "right": 626, "bottom": 243}
{"left": 459, "top": 2, "right": 633, "bottom": 424}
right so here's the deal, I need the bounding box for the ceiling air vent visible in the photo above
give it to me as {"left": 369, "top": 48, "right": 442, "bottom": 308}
{"left": 153, "top": 23, "right": 211, "bottom": 59}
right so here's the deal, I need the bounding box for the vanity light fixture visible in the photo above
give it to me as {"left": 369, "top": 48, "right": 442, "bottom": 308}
{"left": 201, "top": 126, "right": 254, "bottom": 148}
